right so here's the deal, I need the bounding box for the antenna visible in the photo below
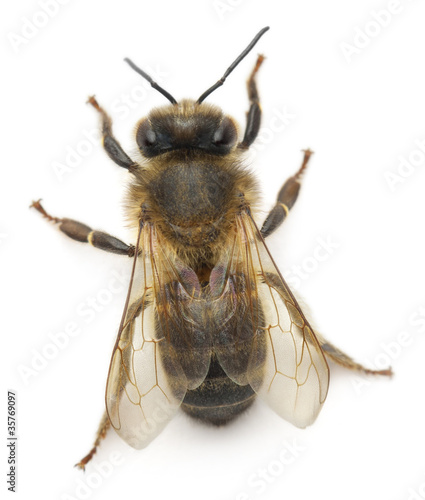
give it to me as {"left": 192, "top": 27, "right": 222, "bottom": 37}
{"left": 196, "top": 26, "right": 270, "bottom": 104}
{"left": 124, "top": 58, "right": 177, "bottom": 104}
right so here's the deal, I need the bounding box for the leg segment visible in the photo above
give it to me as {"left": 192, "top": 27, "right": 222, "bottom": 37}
{"left": 75, "top": 411, "right": 111, "bottom": 470}
{"left": 261, "top": 149, "right": 313, "bottom": 238}
{"left": 30, "top": 200, "right": 135, "bottom": 257}
{"left": 238, "top": 55, "right": 265, "bottom": 149}
{"left": 87, "top": 96, "right": 137, "bottom": 173}
{"left": 318, "top": 337, "right": 393, "bottom": 376}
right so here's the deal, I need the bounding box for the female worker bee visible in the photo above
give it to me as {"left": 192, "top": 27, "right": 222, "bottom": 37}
{"left": 31, "top": 27, "right": 391, "bottom": 469}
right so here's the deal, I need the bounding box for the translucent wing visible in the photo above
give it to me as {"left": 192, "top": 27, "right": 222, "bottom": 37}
{"left": 106, "top": 222, "right": 211, "bottom": 449}
{"left": 212, "top": 211, "right": 329, "bottom": 428}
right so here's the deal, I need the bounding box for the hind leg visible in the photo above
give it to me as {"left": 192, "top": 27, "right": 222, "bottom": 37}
{"left": 317, "top": 336, "right": 392, "bottom": 376}
{"left": 75, "top": 411, "right": 111, "bottom": 470}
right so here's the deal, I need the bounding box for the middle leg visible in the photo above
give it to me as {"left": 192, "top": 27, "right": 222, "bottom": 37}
{"left": 31, "top": 200, "right": 135, "bottom": 257}
{"left": 261, "top": 149, "right": 313, "bottom": 238}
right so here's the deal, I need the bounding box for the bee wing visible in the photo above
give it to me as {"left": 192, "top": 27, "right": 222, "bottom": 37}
{"left": 212, "top": 211, "right": 329, "bottom": 428}
{"left": 106, "top": 222, "right": 211, "bottom": 449}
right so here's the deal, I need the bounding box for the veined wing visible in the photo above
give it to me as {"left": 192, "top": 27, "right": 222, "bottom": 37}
{"left": 211, "top": 210, "right": 329, "bottom": 428}
{"left": 106, "top": 221, "right": 212, "bottom": 449}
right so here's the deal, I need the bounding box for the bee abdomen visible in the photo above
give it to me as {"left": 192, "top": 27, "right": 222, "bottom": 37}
{"left": 181, "top": 355, "right": 256, "bottom": 425}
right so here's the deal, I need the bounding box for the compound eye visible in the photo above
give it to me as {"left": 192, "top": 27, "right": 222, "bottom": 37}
{"left": 213, "top": 117, "right": 237, "bottom": 149}
{"left": 136, "top": 119, "right": 156, "bottom": 150}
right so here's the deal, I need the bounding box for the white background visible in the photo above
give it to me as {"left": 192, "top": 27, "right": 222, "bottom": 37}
{"left": 2, "top": 1, "right": 425, "bottom": 499}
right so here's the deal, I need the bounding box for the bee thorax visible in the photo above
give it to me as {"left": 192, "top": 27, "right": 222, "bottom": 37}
{"left": 152, "top": 163, "right": 232, "bottom": 224}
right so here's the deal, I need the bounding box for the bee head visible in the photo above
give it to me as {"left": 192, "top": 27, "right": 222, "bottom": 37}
{"left": 124, "top": 27, "right": 269, "bottom": 158}
{"left": 135, "top": 101, "right": 238, "bottom": 158}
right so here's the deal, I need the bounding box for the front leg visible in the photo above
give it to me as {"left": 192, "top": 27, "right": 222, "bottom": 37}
{"left": 238, "top": 55, "right": 265, "bottom": 149}
{"left": 31, "top": 200, "right": 135, "bottom": 257}
{"left": 261, "top": 149, "right": 313, "bottom": 238}
{"left": 87, "top": 96, "right": 138, "bottom": 173}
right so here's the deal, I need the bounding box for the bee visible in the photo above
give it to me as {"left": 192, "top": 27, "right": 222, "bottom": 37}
{"left": 31, "top": 27, "right": 391, "bottom": 469}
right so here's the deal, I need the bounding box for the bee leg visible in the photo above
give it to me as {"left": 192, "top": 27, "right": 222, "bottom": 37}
{"left": 75, "top": 411, "right": 111, "bottom": 470}
{"left": 87, "top": 96, "right": 137, "bottom": 173}
{"left": 260, "top": 149, "right": 313, "bottom": 238}
{"left": 238, "top": 54, "right": 265, "bottom": 149}
{"left": 318, "top": 337, "right": 393, "bottom": 377}
{"left": 30, "top": 200, "right": 135, "bottom": 257}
